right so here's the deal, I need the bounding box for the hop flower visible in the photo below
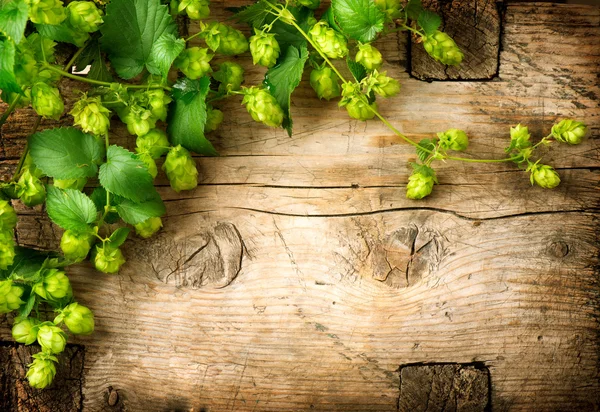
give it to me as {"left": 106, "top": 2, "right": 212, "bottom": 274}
{"left": 174, "top": 47, "right": 213, "bottom": 79}
{"left": 529, "top": 163, "right": 560, "bottom": 189}
{"left": 37, "top": 324, "right": 67, "bottom": 354}
{"left": 0, "top": 232, "right": 16, "bottom": 270}
{"left": 339, "top": 83, "right": 376, "bottom": 121}
{"left": 12, "top": 318, "right": 41, "bottom": 345}
{"left": 92, "top": 244, "right": 126, "bottom": 274}
{"left": 213, "top": 61, "right": 244, "bottom": 93}
{"left": 66, "top": 1, "right": 103, "bottom": 33}
{"left": 0, "top": 279, "right": 24, "bottom": 314}
{"left": 60, "top": 230, "right": 93, "bottom": 262}
{"left": 137, "top": 152, "right": 158, "bottom": 178}
{"left": 423, "top": 30, "right": 463, "bottom": 66}
{"left": 163, "top": 145, "right": 198, "bottom": 192}
{"left": 310, "top": 67, "right": 341, "bottom": 100}
{"left": 33, "top": 268, "right": 72, "bottom": 302}
{"left": 136, "top": 129, "right": 170, "bottom": 159}
{"left": 249, "top": 29, "right": 280, "bottom": 68}
{"left": 406, "top": 165, "right": 437, "bottom": 200}
{"left": 438, "top": 129, "right": 469, "bottom": 151}
{"left": 355, "top": 43, "right": 383, "bottom": 71}
{"left": 53, "top": 177, "right": 88, "bottom": 191}
{"left": 26, "top": 0, "right": 67, "bottom": 25}
{"left": 31, "top": 82, "right": 64, "bottom": 120}
{"left": 205, "top": 106, "right": 223, "bottom": 133}
{"left": 119, "top": 106, "right": 156, "bottom": 137}
{"left": 26, "top": 352, "right": 58, "bottom": 389}
{"left": 203, "top": 22, "right": 249, "bottom": 56}
{"left": 370, "top": 70, "right": 400, "bottom": 98}
{"left": 17, "top": 169, "right": 46, "bottom": 207}
{"left": 241, "top": 87, "right": 284, "bottom": 128}
{"left": 374, "top": 0, "right": 400, "bottom": 19}
{"left": 60, "top": 302, "right": 94, "bottom": 335}
{"left": 298, "top": 0, "right": 320, "bottom": 9}
{"left": 178, "top": 0, "right": 210, "bottom": 20}
{"left": 551, "top": 119, "right": 587, "bottom": 145}
{"left": 70, "top": 96, "right": 111, "bottom": 136}
{"left": 134, "top": 217, "right": 163, "bottom": 239}
{"left": 308, "top": 21, "right": 348, "bottom": 59}
{"left": 0, "top": 200, "right": 18, "bottom": 232}
{"left": 145, "top": 89, "right": 172, "bottom": 122}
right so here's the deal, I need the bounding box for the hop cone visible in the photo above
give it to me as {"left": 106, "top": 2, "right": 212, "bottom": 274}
{"left": 37, "top": 324, "right": 67, "bottom": 354}
{"left": 371, "top": 70, "right": 400, "bottom": 98}
{"left": 31, "top": 82, "right": 64, "bottom": 120}
{"left": 70, "top": 96, "right": 111, "bottom": 136}
{"left": 423, "top": 31, "right": 463, "bottom": 66}
{"left": 249, "top": 30, "right": 280, "bottom": 68}
{"left": 374, "top": 0, "right": 400, "bottom": 19}
{"left": 33, "top": 268, "right": 72, "bottom": 301}
{"left": 0, "top": 232, "right": 16, "bottom": 270}
{"left": 134, "top": 217, "right": 163, "bottom": 239}
{"left": 0, "top": 200, "right": 18, "bottom": 232}
{"left": 26, "top": 0, "right": 66, "bottom": 25}
{"left": 17, "top": 168, "right": 46, "bottom": 207}
{"left": 178, "top": 0, "right": 210, "bottom": 20}
{"left": 60, "top": 230, "right": 92, "bottom": 262}
{"left": 12, "top": 318, "right": 41, "bottom": 345}
{"left": 136, "top": 129, "right": 170, "bottom": 159}
{"left": 529, "top": 164, "right": 560, "bottom": 189}
{"left": 241, "top": 87, "right": 284, "bottom": 128}
{"left": 551, "top": 119, "right": 587, "bottom": 145}
{"left": 310, "top": 67, "right": 341, "bottom": 100}
{"left": 406, "top": 165, "right": 437, "bottom": 200}
{"left": 61, "top": 302, "right": 95, "bottom": 335}
{"left": 163, "top": 145, "right": 198, "bottom": 192}
{"left": 93, "top": 244, "right": 126, "bottom": 274}
{"left": 213, "top": 61, "right": 244, "bottom": 93}
{"left": 298, "top": 0, "right": 320, "bottom": 9}
{"left": 203, "top": 22, "right": 248, "bottom": 56}
{"left": 174, "top": 47, "right": 213, "bottom": 79}
{"left": 355, "top": 43, "right": 383, "bottom": 70}
{"left": 27, "top": 352, "right": 58, "bottom": 389}
{"left": 144, "top": 89, "right": 172, "bottom": 122}
{"left": 0, "top": 279, "right": 24, "bottom": 313}
{"left": 438, "top": 129, "right": 468, "bottom": 151}
{"left": 67, "top": 1, "right": 103, "bottom": 33}
{"left": 308, "top": 21, "right": 348, "bottom": 59}
{"left": 205, "top": 106, "right": 224, "bottom": 133}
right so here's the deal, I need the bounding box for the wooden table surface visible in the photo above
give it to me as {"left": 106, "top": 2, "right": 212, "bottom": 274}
{"left": 1, "top": 1, "right": 599, "bottom": 411}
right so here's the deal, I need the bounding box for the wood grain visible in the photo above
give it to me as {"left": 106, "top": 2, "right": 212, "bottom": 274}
{"left": 0, "top": 1, "right": 599, "bottom": 411}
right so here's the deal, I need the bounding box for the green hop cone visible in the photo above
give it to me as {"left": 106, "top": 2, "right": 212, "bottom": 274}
{"left": 203, "top": 22, "right": 249, "bottom": 56}
{"left": 310, "top": 67, "right": 341, "bottom": 100}
{"left": 355, "top": 43, "right": 383, "bottom": 71}
{"left": 0, "top": 279, "right": 24, "bottom": 314}
{"left": 145, "top": 89, "right": 172, "bottom": 123}
{"left": 17, "top": 169, "right": 46, "bottom": 207}
{"left": 163, "top": 145, "right": 198, "bottom": 192}
{"left": 241, "top": 87, "right": 284, "bottom": 128}
{"left": 31, "top": 83, "right": 64, "bottom": 120}
{"left": 370, "top": 70, "right": 400, "bottom": 98}
{"left": 374, "top": 0, "right": 400, "bottom": 19}
{"left": 53, "top": 177, "right": 87, "bottom": 191}
{"left": 0, "top": 200, "right": 18, "bottom": 232}
{"left": 205, "top": 106, "right": 223, "bottom": 133}
{"left": 308, "top": 21, "right": 348, "bottom": 59}
{"left": 70, "top": 96, "right": 111, "bottom": 136}
{"left": 33, "top": 268, "right": 72, "bottom": 302}
{"left": 60, "top": 230, "right": 92, "bottom": 262}
{"left": 174, "top": 47, "right": 213, "bottom": 80}
{"left": 529, "top": 163, "right": 561, "bottom": 189}
{"left": 423, "top": 30, "right": 464, "bottom": 66}
{"left": 92, "top": 244, "right": 126, "bottom": 274}
{"left": 12, "top": 318, "right": 41, "bottom": 345}
{"left": 551, "top": 119, "right": 587, "bottom": 145}
{"left": 26, "top": 352, "right": 58, "bottom": 389}
{"left": 59, "top": 302, "right": 95, "bottom": 335}
{"left": 136, "top": 129, "right": 170, "bottom": 159}
{"left": 37, "top": 324, "right": 67, "bottom": 354}
{"left": 438, "top": 129, "right": 469, "bottom": 151}
{"left": 0, "top": 232, "right": 16, "bottom": 270}
{"left": 406, "top": 165, "right": 437, "bottom": 200}
{"left": 134, "top": 217, "right": 163, "bottom": 239}
{"left": 66, "top": 1, "right": 103, "bottom": 33}
{"left": 213, "top": 61, "right": 244, "bottom": 93}
{"left": 178, "top": 0, "right": 210, "bottom": 20}
{"left": 339, "top": 83, "right": 376, "bottom": 121}
{"left": 298, "top": 0, "right": 320, "bottom": 9}
{"left": 138, "top": 152, "right": 158, "bottom": 179}
{"left": 249, "top": 29, "right": 281, "bottom": 68}
{"left": 120, "top": 106, "right": 156, "bottom": 137}
{"left": 26, "top": 0, "right": 67, "bottom": 25}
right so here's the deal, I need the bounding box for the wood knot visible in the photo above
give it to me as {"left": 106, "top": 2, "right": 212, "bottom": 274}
{"left": 126, "top": 222, "right": 246, "bottom": 289}
{"left": 547, "top": 241, "right": 569, "bottom": 258}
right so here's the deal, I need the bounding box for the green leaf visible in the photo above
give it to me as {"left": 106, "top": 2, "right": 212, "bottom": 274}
{"left": 263, "top": 44, "right": 309, "bottom": 136}
{"left": 322, "top": 7, "right": 343, "bottom": 33}
{"left": 100, "top": 0, "right": 177, "bottom": 79}
{"left": 405, "top": 0, "right": 423, "bottom": 20}
{"left": 116, "top": 194, "right": 166, "bottom": 225}
{"left": 146, "top": 33, "right": 185, "bottom": 80}
{"left": 18, "top": 292, "right": 35, "bottom": 318}
{"left": 0, "top": 38, "right": 20, "bottom": 94}
{"left": 46, "top": 186, "right": 98, "bottom": 233}
{"left": 29, "top": 127, "right": 105, "bottom": 180}
{"left": 232, "top": 0, "right": 272, "bottom": 28}
{"left": 417, "top": 9, "right": 441, "bottom": 36}
{"left": 0, "top": 0, "right": 28, "bottom": 44}
{"left": 332, "top": 0, "right": 385, "bottom": 43}
{"left": 0, "top": 247, "right": 47, "bottom": 281}
{"left": 346, "top": 57, "right": 367, "bottom": 82}
{"left": 73, "top": 37, "right": 112, "bottom": 82}
{"left": 416, "top": 138, "right": 436, "bottom": 162}
{"left": 99, "top": 145, "right": 157, "bottom": 203}
{"left": 90, "top": 187, "right": 120, "bottom": 224}
{"left": 35, "top": 23, "right": 86, "bottom": 47}
{"left": 269, "top": 6, "right": 312, "bottom": 52}
{"left": 108, "top": 227, "right": 130, "bottom": 248}
{"left": 167, "top": 76, "right": 218, "bottom": 156}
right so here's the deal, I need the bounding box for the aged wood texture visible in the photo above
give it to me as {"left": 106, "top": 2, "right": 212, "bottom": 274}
{"left": 0, "top": 1, "right": 599, "bottom": 411}
{"left": 410, "top": 0, "right": 502, "bottom": 80}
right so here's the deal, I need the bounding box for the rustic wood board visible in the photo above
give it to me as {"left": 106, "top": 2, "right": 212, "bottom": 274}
{"left": 1, "top": 1, "right": 599, "bottom": 411}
